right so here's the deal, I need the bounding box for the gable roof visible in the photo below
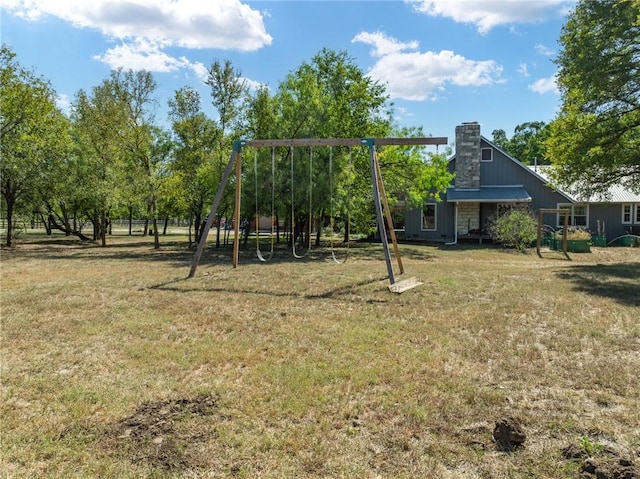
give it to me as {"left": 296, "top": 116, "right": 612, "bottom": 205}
{"left": 448, "top": 136, "right": 575, "bottom": 203}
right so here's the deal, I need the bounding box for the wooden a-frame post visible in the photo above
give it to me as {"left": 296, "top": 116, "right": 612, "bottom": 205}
{"left": 188, "top": 136, "right": 447, "bottom": 291}
{"left": 536, "top": 208, "right": 570, "bottom": 259}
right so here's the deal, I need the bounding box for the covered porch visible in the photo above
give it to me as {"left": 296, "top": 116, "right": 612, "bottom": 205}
{"left": 447, "top": 186, "right": 532, "bottom": 244}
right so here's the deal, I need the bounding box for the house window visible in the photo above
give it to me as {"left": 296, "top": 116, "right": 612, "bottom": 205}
{"left": 421, "top": 204, "right": 437, "bottom": 230}
{"left": 573, "top": 205, "right": 587, "bottom": 226}
{"left": 622, "top": 204, "right": 632, "bottom": 224}
{"left": 481, "top": 148, "right": 493, "bottom": 162}
{"left": 557, "top": 204, "right": 588, "bottom": 227}
{"left": 635, "top": 205, "right": 640, "bottom": 224}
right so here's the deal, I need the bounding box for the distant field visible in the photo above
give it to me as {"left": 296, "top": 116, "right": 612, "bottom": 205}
{"left": 1, "top": 233, "right": 639, "bottom": 478}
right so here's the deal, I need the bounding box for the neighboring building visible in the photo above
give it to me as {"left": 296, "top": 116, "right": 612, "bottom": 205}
{"left": 405, "top": 122, "right": 640, "bottom": 243}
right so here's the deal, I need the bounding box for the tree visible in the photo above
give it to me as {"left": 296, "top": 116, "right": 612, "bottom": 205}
{"left": 491, "top": 129, "right": 510, "bottom": 151}
{"left": 0, "top": 45, "right": 70, "bottom": 246}
{"left": 547, "top": 0, "right": 640, "bottom": 197}
{"left": 110, "top": 69, "right": 162, "bottom": 249}
{"left": 273, "top": 48, "right": 393, "bottom": 244}
{"left": 168, "top": 86, "right": 218, "bottom": 247}
{"left": 491, "top": 122, "right": 550, "bottom": 165}
{"left": 206, "top": 59, "right": 248, "bottom": 247}
{"left": 376, "top": 124, "right": 454, "bottom": 230}
{"left": 245, "top": 85, "right": 284, "bottom": 243}
{"left": 70, "top": 82, "right": 125, "bottom": 245}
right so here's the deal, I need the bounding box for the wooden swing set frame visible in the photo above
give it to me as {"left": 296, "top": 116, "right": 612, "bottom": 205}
{"left": 188, "top": 136, "right": 447, "bottom": 292}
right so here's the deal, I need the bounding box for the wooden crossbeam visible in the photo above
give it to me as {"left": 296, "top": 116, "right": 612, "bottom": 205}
{"left": 241, "top": 137, "right": 448, "bottom": 148}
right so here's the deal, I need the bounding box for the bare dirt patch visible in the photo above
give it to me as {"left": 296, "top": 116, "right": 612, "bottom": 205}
{"left": 101, "top": 394, "right": 219, "bottom": 472}
{"left": 562, "top": 441, "right": 640, "bottom": 479}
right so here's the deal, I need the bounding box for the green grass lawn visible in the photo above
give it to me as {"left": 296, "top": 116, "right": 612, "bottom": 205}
{"left": 1, "top": 232, "right": 639, "bottom": 478}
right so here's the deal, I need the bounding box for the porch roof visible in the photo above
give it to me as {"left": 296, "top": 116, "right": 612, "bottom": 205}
{"left": 446, "top": 186, "right": 532, "bottom": 203}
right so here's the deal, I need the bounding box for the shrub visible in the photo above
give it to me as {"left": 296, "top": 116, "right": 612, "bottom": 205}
{"left": 490, "top": 209, "right": 537, "bottom": 251}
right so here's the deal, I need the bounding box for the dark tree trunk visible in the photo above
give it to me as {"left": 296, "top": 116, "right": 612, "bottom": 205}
{"left": 343, "top": 218, "right": 350, "bottom": 243}
{"left": 39, "top": 212, "right": 52, "bottom": 235}
{"left": 152, "top": 218, "right": 159, "bottom": 249}
{"left": 48, "top": 213, "right": 93, "bottom": 241}
{"left": 5, "top": 198, "right": 14, "bottom": 247}
{"left": 101, "top": 211, "right": 107, "bottom": 247}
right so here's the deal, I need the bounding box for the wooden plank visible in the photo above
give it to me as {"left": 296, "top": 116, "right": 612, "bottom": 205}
{"left": 369, "top": 145, "right": 395, "bottom": 285}
{"left": 374, "top": 137, "right": 448, "bottom": 146}
{"left": 188, "top": 149, "right": 238, "bottom": 278}
{"left": 388, "top": 277, "right": 423, "bottom": 293}
{"left": 242, "top": 137, "right": 448, "bottom": 148}
{"left": 232, "top": 150, "right": 242, "bottom": 269}
{"left": 373, "top": 149, "right": 404, "bottom": 274}
{"left": 244, "top": 138, "right": 363, "bottom": 147}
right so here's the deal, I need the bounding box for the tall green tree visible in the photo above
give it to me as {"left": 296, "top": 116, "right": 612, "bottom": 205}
{"left": 547, "top": 0, "right": 640, "bottom": 196}
{"left": 168, "top": 86, "right": 218, "bottom": 247}
{"left": 0, "top": 45, "right": 70, "bottom": 246}
{"left": 70, "top": 81, "right": 125, "bottom": 245}
{"left": 273, "top": 48, "right": 392, "bottom": 244}
{"left": 245, "top": 86, "right": 284, "bottom": 243}
{"left": 491, "top": 129, "right": 510, "bottom": 151}
{"left": 206, "top": 59, "right": 248, "bottom": 247}
{"left": 110, "top": 69, "right": 162, "bottom": 248}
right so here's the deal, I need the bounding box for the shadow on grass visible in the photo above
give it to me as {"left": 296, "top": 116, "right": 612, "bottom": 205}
{"left": 148, "top": 274, "right": 391, "bottom": 303}
{"left": 4, "top": 234, "right": 420, "bottom": 270}
{"left": 556, "top": 262, "right": 640, "bottom": 307}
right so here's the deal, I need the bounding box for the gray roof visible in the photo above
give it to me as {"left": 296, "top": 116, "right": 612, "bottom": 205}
{"left": 526, "top": 166, "right": 640, "bottom": 203}
{"left": 447, "top": 186, "right": 532, "bottom": 203}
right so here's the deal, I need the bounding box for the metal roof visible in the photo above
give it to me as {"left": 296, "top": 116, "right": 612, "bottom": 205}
{"left": 446, "top": 186, "right": 532, "bottom": 203}
{"left": 526, "top": 166, "right": 640, "bottom": 203}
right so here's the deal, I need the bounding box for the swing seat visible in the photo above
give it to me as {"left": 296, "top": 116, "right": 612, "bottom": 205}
{"left": 388, "top": 276, "right": 422, "bottom": 294}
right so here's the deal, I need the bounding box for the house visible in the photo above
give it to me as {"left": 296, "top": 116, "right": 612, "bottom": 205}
{"left": 405, "top": 121, "right": 640, "bottom": 244}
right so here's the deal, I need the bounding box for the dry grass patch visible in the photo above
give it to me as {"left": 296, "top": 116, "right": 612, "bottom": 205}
{"left": 1, "top": 233, "right": 639, "bottom": 478}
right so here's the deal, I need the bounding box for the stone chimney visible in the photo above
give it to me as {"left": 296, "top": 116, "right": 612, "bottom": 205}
{"left": 455, "top": 122, "right": 481, "bottom": 189}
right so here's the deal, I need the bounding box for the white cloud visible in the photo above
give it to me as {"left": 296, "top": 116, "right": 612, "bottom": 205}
{"left": 242, "top": 77, "right": 267, "bottom": 92}
{"left": 2, "top": 0, "right": 272, "bottom": 89}
{"left": 535, "top": 43, "right": 556, "bottom": 56}
{"left": 352, "top": 31, "right": 419, "bottom": 58}
{"left": 353, "top": 31, "right": 503, "bottom": 101}
{"left": 406, "top": 0, "right": 575, "bottom": 34}
{"left": 529, "top": 74, "right": 559, "bottom": 94}
{"left": 187, "top": 61, "right": 209, "bottom": 83}
{"left": 56, "top": 93, "right": 71, "bottom": 115}
{"left": 517, "top": 63, "right": 530, "bottom": 77}
{"left": 1, "top": 0, "right": 272, "bottom": 51}
{"left": 94, "top": 39, "right": 191, "bottom": 72}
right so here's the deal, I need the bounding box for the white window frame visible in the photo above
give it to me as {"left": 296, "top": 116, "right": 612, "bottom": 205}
{"left": 635, "top": 205, "right": 640, "bottom": 224}
{"left": 421, "top": 203, "right": 437, "bottom": 231}
{"left": 557, "top": 203, "right": 589, "bottom": 228}
{"left": 481, "top": 147, "right": 493, "bottom": 162}
{"left": 622, "top": 204, "right": 632, "bottom": 224}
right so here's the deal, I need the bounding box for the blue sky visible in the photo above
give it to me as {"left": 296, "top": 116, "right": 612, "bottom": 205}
{"left": 0, "top": 0, "right": 574, "bottom": 143}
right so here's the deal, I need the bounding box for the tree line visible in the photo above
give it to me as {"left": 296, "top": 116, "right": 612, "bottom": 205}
{"left": 1, "top": 46, "right": 454, "bottom": 248}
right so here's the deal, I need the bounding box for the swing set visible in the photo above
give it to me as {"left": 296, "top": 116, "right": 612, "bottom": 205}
{"left": 188, "top": 136, "right": 447, "bottom": 293}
